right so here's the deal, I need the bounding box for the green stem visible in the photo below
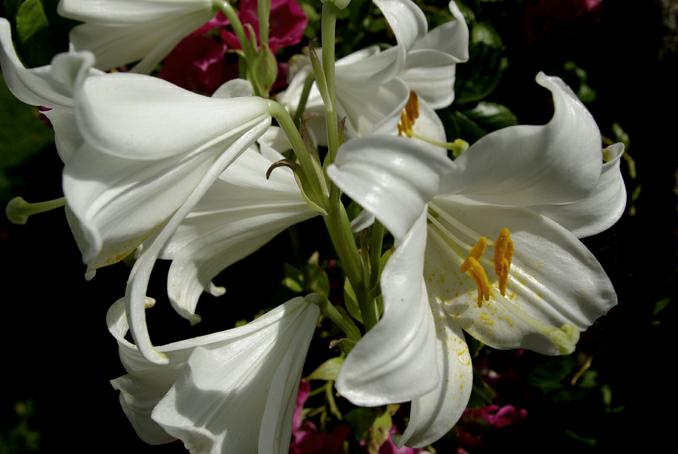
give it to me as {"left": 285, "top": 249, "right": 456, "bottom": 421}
{"left": 306, "top": 293, "right": 361, "bottom": 341}
{"left": 321, "top": 4, "right": 340, "bottom": 161}
{"left": 323, "top": 204, "right": 378, "bottom": 330}
{"left": 368, "top": 220, "right": 385, "bottom": 292}
{"left": 257, "top": 0, "right": 270, "bottom": 48}
{"left": 268, "top": 101, "right": 327, "bottom": 209}
{"left": 293, "top": 73, "right": 315, "bottom": 127}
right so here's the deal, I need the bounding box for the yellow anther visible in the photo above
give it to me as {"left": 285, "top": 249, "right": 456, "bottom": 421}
{"left": 461, "top": 256, "right": 492, "bottom": 307}
{"left": 397, "top": 91, "right": 419, "bottom": 137}
{"left": 493, "top": 227, "right": 514, "bottom": 296}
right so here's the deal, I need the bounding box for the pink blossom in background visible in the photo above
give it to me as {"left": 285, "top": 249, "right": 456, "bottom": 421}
{"left": 290, "top": 380, "right": 350, "bottom": 454}
{"left": 378, "top": 427, "right": 425, "bottom": 454}
{"left": 160, "top": 0, "right": 306, "bottom": 94}
{"left": 463, "top": 405, "right": 528, "bottom": 429}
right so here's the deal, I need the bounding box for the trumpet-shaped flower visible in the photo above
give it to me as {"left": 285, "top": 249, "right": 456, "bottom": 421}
{"left": 107, "top": 295, "right": 319, "bottom": 452}
{"left": 57, "top": 0, "right": 218, "bottom": 73}
{"left": 159, "top": 126, "right": 318, "bottom": 322}
{"left": 64, "top": 75, "right": 272, "bottom": 362}
{"left": 278, "top": 0, "right": 468, "bottom": 140}
{"left": 328, "top": 73, "right": 624, "bottom": 447}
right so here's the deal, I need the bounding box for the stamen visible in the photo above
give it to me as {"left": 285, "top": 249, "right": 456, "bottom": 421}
{"left": 461, "top": 236, "right": 492, "bottom": 307}
{"left": 493, "top": 228, "right": 514, "bottom": 296}
{"left": 397, "top": 91, "right": 419, "bottom": 137}
{"left": 461, "top": 256, "right": 492, "bottom": 307}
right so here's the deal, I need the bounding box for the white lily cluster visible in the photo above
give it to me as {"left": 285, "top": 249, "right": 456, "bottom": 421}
{"left": 1, "top": 0, "right": 625, "bottom": 451}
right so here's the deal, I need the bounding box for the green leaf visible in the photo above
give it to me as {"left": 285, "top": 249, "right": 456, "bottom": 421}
{"left": 463, "top": 102, "right": 518, "bottom": 132}
{"left": 471, "top": 22, "right": 503, "bottom": 48}
{"left": 345, "top": 407, "right": 376, "bottom": 443}
{"left": 455, "top": 42, "right": 508, "bottom": 105}
{"left": 281, "top": 263, "right": 304, "bottom": 293}
{"left": 445, "top": 110, "right": 487, "bottom": 144}
{"left": 15, "top": 0, "right": 49, "bottom": 44}
{"left": 308, "top": 357, "right": 345, "bottom": 381}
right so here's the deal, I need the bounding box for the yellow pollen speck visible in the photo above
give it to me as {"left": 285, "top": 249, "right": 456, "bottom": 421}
{"left": 493, "top": 228, "right": 514, "bottom": 296}
{"left": 397, "top": 91, "right": 419, "bottom": 137}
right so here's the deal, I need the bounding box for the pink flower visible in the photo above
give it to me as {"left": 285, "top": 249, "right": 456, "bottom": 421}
{"left": 378, "top": 427, "right": 424, "bottom": 454}
{"left": 290, "top": 380, "right": 350, "bottom": 454}
{"left": 160, "top": 0, "right": 306, "bottom": 94}
{"left": 463, "top": 405, "right": 528, "bottom": 429}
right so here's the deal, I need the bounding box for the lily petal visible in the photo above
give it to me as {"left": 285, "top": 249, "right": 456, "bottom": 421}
{"left": 411, "top": 1, "right": 469, "bottom": 63}
{"left": 445, "top": 73, "right": 602, "bottom": 206}
{"left": 400, "top": 307, "right": 472, "bottom": 448}
{"left": 328, "top": 136, "right": 453, "bottom": 239}
{"left": 337, "top": 212, "right": 439, "bottom": 406}
{"left": 399, "top": 50, "right": 458, "bottom": 109}
{"left": 125, "top": 118, "right": 271, "bottom": 364}
{"left": 59, "top": 0, "right": 214, "bottom": 73}
{"left": 0, "top": 18, "right": 94, "bottom": 108}
{"left": 161, "top": 147, "right": 315, "bottom": 320}
{"left": 374, "top": 0, "right": 428, "bottom": 50}
{"left": 426, "top": 197, "right": 617, "bottom": 355}
{"left": 533, "top": 143, "right": 627, "bottom": 238}
{"left": 150, "top": 299, "right": 319, "bottom": 453}
{"left": 108, "top": 296, "right": 319, "bottom": 451}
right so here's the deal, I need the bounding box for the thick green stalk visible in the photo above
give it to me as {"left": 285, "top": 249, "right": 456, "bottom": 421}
{"left": 306, "top": 293, "right": 361, "bottom": 341}
{"left": 321, "top": 3, "right": 340, "bottom": 165}
{"left": 268, "top": 101, "right": 328, "bottom": 210}
{"left": 257, "top": 0, "right": 270, "bottom": 47}
{"left": 368, "top": 220, "right": 385, "bottom": 292}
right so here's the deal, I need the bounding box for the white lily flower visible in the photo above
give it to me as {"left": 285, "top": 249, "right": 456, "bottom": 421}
{"left": 63, "top": 75, "right": 272, "bottom": 363}
{"left": 57, "top": 0, "right": 217, "bottom": 73}
{"left": 278, "top": 0, "right": 468, "bottom": 140}
{"left": 107, "top": 295, "right": 319, "bottom": 452}
{"left": 159, "top": 125, "right": 318, "bottom": 322}
{"left": 328, "top": 73, "right": 624, "bottom": 447}
{"left": 0, "top": 18, "right": 99, "bottom": 160}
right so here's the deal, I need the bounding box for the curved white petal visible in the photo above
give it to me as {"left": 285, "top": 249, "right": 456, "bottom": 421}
{"left": 337, "top": 213, "right": 439, "bottom": 406}
{"left": 161, "top": 155, "right": 315, "bottom": 319}
{"left": 74, "top": 73, "right": 270, "bottom": 160}
{"left": 107, "top": 296, "right": 318, "bottom": 449}
{"left": 533, "top": 143, "right": 627, "bottom": 238}
{"left": 411, "top": 1, "right": 469, "bottom": 63}
{"left": 375, "top": 0, "right": 427, "bottom": 50}
{"left": 58, "top": 0, "right": 212, "bottom": 23}
{"left": 67, "top": 9, "right": 212, "bottom": 73}
{"left": 150, "top": 299, "right": 319, "bottom": 453}
{"left": 212, "top": 78, "right": 254, "bottom": 99}
{"left": 328, "top": 136, "right": 453, "bottom": 239}
{"left": 125, "top": 119, "right": 271, "bottom": 364}
{"left": 42, "top": 109, "right": 83, "bottom": 162}
{"left": 400, "top": 307, "right": 472, "bottom": 448}
{"left": 400, "top": 50, "right": 457, "bottom": 109}
{"left": 336, "top": 46, "right": 402, "bottom": 86}
{"left": 0, "top": 18, "right": 94, "bottom": 108}
{"left": 336, "top": 76, "right": 409, "bottom": 138}
{"left": 445, "top": 73, "right": 602, "bottom": 206}
{"left": 425, "top": 197, "right": 617, "bottom": 355}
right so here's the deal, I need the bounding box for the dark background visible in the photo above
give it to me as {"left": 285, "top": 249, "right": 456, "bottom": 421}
{"left": 1, "top": 0, "right": 676, "bottom": 452}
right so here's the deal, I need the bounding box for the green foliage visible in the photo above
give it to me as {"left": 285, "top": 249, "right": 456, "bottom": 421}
{"left": 0, "top": 400, "right": 41, "bottom": 454}
{"left": 308, "top": 357, "right": 344, "bottom": 381}
{"left": 0, "top": 76, "right": 53, "bottom": 200}
{"left": 15, "top": 0, "right": 48, "bottom": 44}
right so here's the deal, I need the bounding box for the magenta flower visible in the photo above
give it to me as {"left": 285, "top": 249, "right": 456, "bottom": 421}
{"left": 290, "top": 380, "right": 350, "bottom": 454}
{"left": 464, "top": 405, "right": 528, "bottom": 429}
{"left": 378, "top": 427, "right": 426, "bottom": 454}
{"left": 160, "top": 0, "right": 306, "bottom": 94}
